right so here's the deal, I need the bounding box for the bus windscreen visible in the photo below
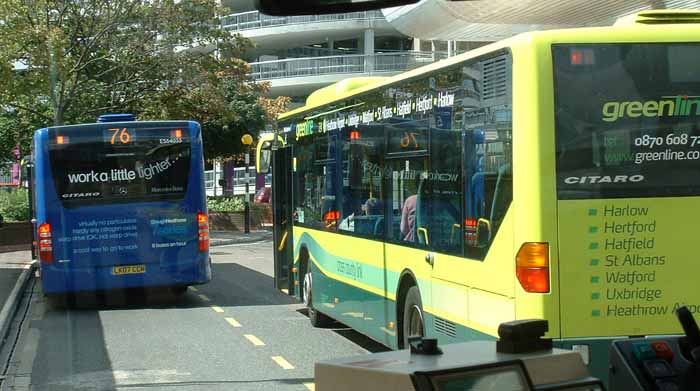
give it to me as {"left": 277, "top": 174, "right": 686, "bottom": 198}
{"left": 553, "top": 43, "right": 700, "bottom": 199}
{"left": 48, "top": 124, "right": 191, "bottom": 207}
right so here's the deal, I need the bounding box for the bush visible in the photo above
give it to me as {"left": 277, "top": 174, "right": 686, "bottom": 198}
{"left": 207, "top": 196, "right": 270, "bottom": 214}
{"left": 0, "top": 187, "right": 31, "bottom": 221}
{"left": 207, "top": 196, "right": 246, "bottom": 212}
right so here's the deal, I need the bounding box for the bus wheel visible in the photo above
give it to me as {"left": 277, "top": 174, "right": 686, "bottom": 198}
{"left": 170, "top": 285, "right": 188, "bottom": 296}
{"left": 402, "top": 286, "right": 425, "bottom": 348}
{"left": 303, "top": 270, "right": 332, "bottom": 328}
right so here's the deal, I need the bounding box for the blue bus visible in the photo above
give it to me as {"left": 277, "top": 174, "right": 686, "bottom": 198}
{"left": 32, "top": 114, "right": 211, "bottom": 295}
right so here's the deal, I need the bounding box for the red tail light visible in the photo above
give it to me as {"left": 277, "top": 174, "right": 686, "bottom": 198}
{"left": 38, "top": 223, "right": 53, "bottom": 264}
{"left": 465, "top": 218, "right": 477, "bottom": 245}
{"left": 516, "top": 242, "right": 550, "bottom": 293}
{"left": 324, "top": 210, "right": 340, "bottom": 229}
{"left": 198, "top": 212, "right": 209, "bottom": 252}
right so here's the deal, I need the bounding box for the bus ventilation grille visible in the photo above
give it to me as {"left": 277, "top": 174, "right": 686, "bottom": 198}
{"left": 434, "top": 316, "right": 457, "bottom": 338}
{"left": 615, "top": 10, "right": 700, "bottom": 26}
{"left": 481, "top": 56, "right": 508, "bottom": 101}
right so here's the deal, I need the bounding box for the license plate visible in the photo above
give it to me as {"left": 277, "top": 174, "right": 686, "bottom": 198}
{"left": 113, "top": 265, "right": 146, "bottom": 275}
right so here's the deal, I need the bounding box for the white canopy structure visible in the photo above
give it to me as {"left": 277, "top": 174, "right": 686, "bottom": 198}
{"left": 383, "top": 0, "right": 700, "bottom": 41}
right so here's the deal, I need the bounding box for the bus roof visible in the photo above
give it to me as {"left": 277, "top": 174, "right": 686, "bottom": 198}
{"left": 280, "top": 9, "right": 700, "bottom": 121}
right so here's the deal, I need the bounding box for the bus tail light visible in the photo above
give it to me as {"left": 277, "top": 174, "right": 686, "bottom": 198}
{"left": 324, "top": 210, "right": 340, "bottom": 229}
{"left": 198, "top": 212, "right": 209, "bottom": 252}
{"left": 38, "top": 223, "right": 53, "bottom": 264}
{"left": 516, "top": 242, "right": 550, "bottom": 293}
{"left": 465, "top": 218, "right": 477, "bottom": 245}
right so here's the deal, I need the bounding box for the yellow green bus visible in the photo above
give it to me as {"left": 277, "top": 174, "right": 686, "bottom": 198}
{"left": 258, "top": 10, "right": 700, "bottom": 382}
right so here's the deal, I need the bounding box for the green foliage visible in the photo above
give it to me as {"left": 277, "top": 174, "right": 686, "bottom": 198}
{"left": 207, "top": 196, "right": 246, "bottom": 212}
{"left": 0, "top": 0, "right": 286, "bottom": 161}
{"left": 0, "top": 187, "right": 30, "bottom": 221}
{"left": 207, "top": 196, "right": 268, "bottom": 213}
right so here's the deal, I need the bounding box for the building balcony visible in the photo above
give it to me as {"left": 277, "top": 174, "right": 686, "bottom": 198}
{"left": 250, "top": 51, "right": 447, "bottom": 96}
{"left": 220, "top": 10, "right": 397, "bottom": 49}
{"left": 249, "top": 51, "right": 447, "bottom": 97}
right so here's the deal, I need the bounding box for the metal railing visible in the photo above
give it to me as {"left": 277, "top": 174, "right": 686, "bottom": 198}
{"left": 221, "top": 10, "right": 386, "bottom": 32}
{"left": 250, "top": 51, "right": 447, "bottom": 80}
{"left": 0, "top": 164, "right": 19, "bottom": 186}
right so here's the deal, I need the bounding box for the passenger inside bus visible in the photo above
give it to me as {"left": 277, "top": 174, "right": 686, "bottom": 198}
{"left": 339, "top": 197, "right": 384, "bottom": 235}
{"left": 400, "top": 194, "right": 417, "bottom": 242}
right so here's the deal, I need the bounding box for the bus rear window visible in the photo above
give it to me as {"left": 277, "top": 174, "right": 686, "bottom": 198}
{"left": 48, "top": 124, "right": 191, "bottom": 207}
{"left": 553, "top": 43, "right": 700, "bottom": 199}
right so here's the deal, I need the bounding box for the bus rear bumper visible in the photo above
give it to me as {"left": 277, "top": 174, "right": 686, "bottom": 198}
{"left": 39, "top": 257, "right": 212, "bottom": 294}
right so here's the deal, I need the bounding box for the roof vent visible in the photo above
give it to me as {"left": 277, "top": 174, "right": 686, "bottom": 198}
{"left": 97, "top": 113, "right": 136, "bottom": 122}
{"left": 615, "top": 9, "right": 700, "bottom": 26}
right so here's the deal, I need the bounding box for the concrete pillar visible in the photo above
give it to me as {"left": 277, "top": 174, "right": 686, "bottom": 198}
{"left": 364, "top": 29, "right": 375, "bottom": 72}
{"left": 431, "top": 40, "right": 436, "bottom": 61}
{"left": 413, "top": 38, "right": 421, "bottom": 52}
{"left": 447, "top": 40, "right": 454, "bottom": 57}
{"left": 327, "top": 39, "right": 335, "bottom": 55}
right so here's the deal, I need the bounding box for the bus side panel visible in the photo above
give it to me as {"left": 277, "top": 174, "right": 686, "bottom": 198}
{"left": 427, "top": 212, "right": 516, "bottom": 340}
{"left": 510, "top": 37, "right": 562, "bottom": 337}
{"left": 295, "top": 228, "right": 397, "bottom": 346}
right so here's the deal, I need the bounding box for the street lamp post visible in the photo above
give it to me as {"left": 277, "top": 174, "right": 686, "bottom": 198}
{"left": 241, "top": 134, "right": 254, "bottom": 234}
{"left": 22, "top": 156, "right": 36, "bottom": 260}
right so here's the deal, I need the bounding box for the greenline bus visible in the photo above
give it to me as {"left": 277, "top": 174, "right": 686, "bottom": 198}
{"left": 258, "top": 10, "right": 700, "bottom": 382}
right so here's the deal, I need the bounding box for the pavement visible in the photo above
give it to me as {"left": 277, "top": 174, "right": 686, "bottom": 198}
{"left": 0, "top": 230, "right": 272, "bottom": 352}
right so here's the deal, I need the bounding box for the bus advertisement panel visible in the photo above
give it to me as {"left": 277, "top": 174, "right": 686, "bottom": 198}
{"left": 554, "top": 43, "right": 700, "bottom": 337}
{"left": 33, "top": 120, "right": 211, "bottom": 294}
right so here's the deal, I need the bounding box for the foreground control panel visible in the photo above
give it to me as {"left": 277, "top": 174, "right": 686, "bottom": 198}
{"left": 315, "top": 320, "right": 604, "bottom": 391}
{"left": 610, "top": 307, "right": 700, "bottom": 390}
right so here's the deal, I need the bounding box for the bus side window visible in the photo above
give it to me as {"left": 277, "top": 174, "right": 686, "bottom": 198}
{"left": 422, "top": 128, "right": 462, "bottom": 254}
{"left": 464, "top": 124, "right": 513, "bottom": 258}
{"left": 390, "top": 157, "right": 427, "bottom": 246}
{"left": 339, "top": 126, "right": 384, "bottom": 238}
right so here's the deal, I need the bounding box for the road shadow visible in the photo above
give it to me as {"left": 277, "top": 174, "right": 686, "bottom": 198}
{"left": 296, "top": 308, "right": 391, "bottom": 354}
{"left": 45, "top": 262, "right": 296, "bottom": 312}
{"left": 24, "top": 280, "right": 118, "bottom": 391}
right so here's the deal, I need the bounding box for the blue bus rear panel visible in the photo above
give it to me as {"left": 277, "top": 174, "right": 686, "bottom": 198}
{"left": 41, "top": 253, "right": 211, "bottom": 294}
{"left": 33, "top": 120, "right": 211, "bottom": 294}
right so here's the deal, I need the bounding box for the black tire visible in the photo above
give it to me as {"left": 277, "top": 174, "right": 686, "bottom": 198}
{"left": 303, "top": 269, "right": 333, "bottom": 328}
{"left": 402, "top": 286, "right": 425, "bottom": 349}
{"left": 170, "top": 285, "right": 188, "bottom": 296}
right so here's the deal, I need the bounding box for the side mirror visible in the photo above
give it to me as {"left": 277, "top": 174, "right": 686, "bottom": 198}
{"left": 0, "top": 214, "right": 4, "bottom": 228}
{"left": 476, "top": 218, "right": 491, "bottom": 248}
{"left": 259, "top": 149, "right": 272, "bottom": 174}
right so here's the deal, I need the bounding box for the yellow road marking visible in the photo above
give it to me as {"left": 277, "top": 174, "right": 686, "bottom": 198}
{"left": 304, "top": 382, "right": 315, "bottom": 390}
{"left": 189, "top": 286, "right": 199, "bottom": 292}
{"left": 225, "top": 317, "right": 241, "bottom": 328}
{"left": 198, "top": 294, "right": 211, "bottom": 302}
{"left": 211, "top": 306, "right": 224, "bottom": 313}
{"left": 271, "top": 356, "right": 294, "bottom": 370}
{"left": 244, "top": 334, "right": 265, "bottom": 346}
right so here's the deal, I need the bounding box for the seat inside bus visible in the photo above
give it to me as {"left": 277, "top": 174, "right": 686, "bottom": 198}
{"left": 413, "top": 161, "right": 511, "bottom": 251}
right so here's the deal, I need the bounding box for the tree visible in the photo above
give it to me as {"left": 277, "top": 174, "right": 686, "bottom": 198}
{"left": 0, "top": 0, "right": 284, "bottom": 160}
{"left": 142, "top": 73, "right": 290, "bottom": 159}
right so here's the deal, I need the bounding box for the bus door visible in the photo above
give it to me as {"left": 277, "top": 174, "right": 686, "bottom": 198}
{"left": 272, "top": 146, "right": 294, "bottom": 295}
